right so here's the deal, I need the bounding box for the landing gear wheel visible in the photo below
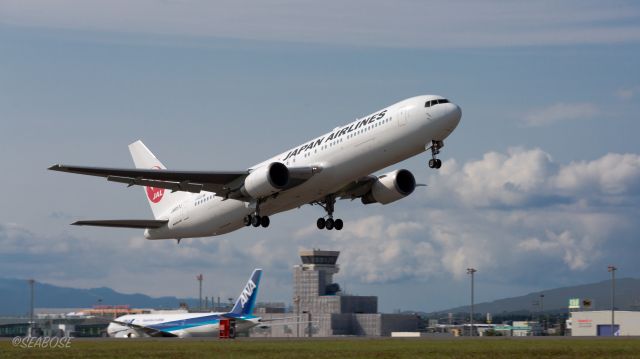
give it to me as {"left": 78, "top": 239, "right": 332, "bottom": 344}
{"left": 325, "top": 218, "right": 334, "bottom": 230}
{"left": 251, "top": 215, "right": 261, "bottom": 227}
{"left": 260, "top": 216, "right": 270, "bottom": 228}
{"left": 313, "top": 195, "right": 344, "bottom": 231}
{"left": 428, "top": 140, "right": 443, "bottom": 169}
{"left": 334, "top": 219, "right": 343, "bottom": 230}
{"left": 244, "top": 215, "right": 251, "bottom": 226}
{"left": 316, "top": 218, "right": 326, "bottom": 229}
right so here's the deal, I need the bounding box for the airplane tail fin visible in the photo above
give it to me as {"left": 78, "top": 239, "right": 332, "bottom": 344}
{"left": 229, "top": 269, "right": 262, "bottom": 316}
{"left": 128, "top": 140, "right": 189, "bottom": 219}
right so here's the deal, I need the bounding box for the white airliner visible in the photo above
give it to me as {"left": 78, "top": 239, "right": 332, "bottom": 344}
{"left": 107, "top": 269, "right": 264, "bottom": 338}
{"left": 50, "top": 95, "right": 461, "bottom": 240}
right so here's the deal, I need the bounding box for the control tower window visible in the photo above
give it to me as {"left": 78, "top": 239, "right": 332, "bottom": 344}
{"left": 301, "top": 255, "right": 338, "bottom": 265}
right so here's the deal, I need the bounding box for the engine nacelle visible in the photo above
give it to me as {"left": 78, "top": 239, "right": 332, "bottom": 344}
{"left": 241, "top": 162, "right": 289, "bottom": 199}
{"left": 361, "top": 169, "right": 416, "bottom": 205}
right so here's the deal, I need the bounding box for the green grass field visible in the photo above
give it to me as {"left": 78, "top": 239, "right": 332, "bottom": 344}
{"left": 2, "top": 337, "right": 640, "bottom": 359}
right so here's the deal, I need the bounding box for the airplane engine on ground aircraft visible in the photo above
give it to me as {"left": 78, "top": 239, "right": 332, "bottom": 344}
{"left": 361, "top": 169, "right": 416, "bottom": 205}
{"left": 241, "top": 162, "right": 289, "bottom": 198}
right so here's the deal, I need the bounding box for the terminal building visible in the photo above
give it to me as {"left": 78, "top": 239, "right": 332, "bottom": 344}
{"left": 251, "top": 249, "right": 420, "bottom": 337}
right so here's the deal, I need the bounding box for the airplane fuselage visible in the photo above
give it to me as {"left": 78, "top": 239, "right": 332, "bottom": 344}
{"left": 107, "top": 312, "right": 259, "bottom": 338}
{"left": 144, "top": 95, "right": 461, "bottom": 239}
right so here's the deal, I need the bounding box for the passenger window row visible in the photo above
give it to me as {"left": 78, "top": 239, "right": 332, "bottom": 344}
{"left": 287, "top": 116, "right": 394, "bottom": 165}
{"left": 196, "top": 195, "right": 213, "bottom": 206}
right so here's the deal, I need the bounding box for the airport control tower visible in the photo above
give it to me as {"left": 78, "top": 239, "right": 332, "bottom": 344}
{"left": 294, "top": 249, "right": 342, "bottom": 298}
{"left": 250, "top": 249, "right": 419, "bottom": 337}
{"left": 291, "top": 249, "right": 418, "bottom": 337}
{"left": 293, "top": 249, "right": 375, "bottom": 336}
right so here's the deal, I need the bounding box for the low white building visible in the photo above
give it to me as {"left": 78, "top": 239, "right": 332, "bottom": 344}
{"left": 511, "top": 321, "right": 542, "bottom": 336}
{"left": 569, "top": 311, "right": 640, "bottom": 336}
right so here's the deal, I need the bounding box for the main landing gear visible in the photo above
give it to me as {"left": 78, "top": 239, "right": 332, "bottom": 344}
{"left": 244, "top": 201, "right": 270, "bottom": 228}
{"left": 244, "top": 214, "right": 270, "bottom": 228}
{"left": 314, "top": 195, "right": 343, "bottom": 231}
{"left": 428, "top": 140, "right": 443, "bottom": 169}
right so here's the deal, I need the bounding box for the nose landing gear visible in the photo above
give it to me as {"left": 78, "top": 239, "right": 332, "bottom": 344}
{"left": 314, "top": 195, "right": 343, "bottom": 231}
{"left": 427, "top": 140, "right": 443, "bottom": 169}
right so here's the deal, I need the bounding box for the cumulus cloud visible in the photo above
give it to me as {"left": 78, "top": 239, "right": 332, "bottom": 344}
{"left": 554, "top": 153, "right": 640, "bottom": 197}
{"left": 523, "top": 102, "right": 598, "bottom": 127}
{"left": 616, "top": 88, "right": 634, "bottom": 100}
{"left": 431, "top": 148, "right": 640, "bottom": 208}
{"left": 436, "top": 148, "right": 557, "bottom": 207}
{"left": 290, "top": 149, "right": 640, "bottom": 286}
{"left": 518, "top": 230, "right": 596, "bottom": 270}
{"left": 3, "top": 148, "right": 640, "bottom": 306}
{"left": 0, "top": 222, "right": 293, "bottom": 300}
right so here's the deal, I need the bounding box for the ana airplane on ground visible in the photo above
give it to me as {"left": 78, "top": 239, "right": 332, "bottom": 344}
{"left": 50, "top": 95, "right": 461, "bottom": 240}
{"left": 107, "top": 269, "right": 265, "bottom": 338}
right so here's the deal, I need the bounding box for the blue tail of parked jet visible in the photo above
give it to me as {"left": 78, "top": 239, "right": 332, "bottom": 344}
{"left": 230, "top": 268, "right": 262, "bottom": 316}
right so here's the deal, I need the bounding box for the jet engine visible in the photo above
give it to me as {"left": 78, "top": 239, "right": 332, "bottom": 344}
{"left": 240, "top": 162, "right": 289, "bottom": 199}
{"left": 361, "top": 169, "right": 416, "bottom": 205}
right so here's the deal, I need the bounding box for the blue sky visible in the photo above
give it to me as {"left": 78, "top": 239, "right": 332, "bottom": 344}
{"left": 1, "top": 1, "right": 639, "bottom": 312}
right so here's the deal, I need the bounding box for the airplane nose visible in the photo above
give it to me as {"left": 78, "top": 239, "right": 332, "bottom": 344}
{"left": 447, "top": 103, "right": 462, "bottom": 127}
{"left": 106, "top": 323, "right": 115, "bottom": 336}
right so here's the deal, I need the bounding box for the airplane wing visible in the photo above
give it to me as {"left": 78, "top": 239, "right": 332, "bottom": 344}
{"left": 49, "top": 164, "right": 318, "bottom": 200}
{"left": 72, "top": 219, "right": 168, "bottom": 229}
{"left": 334, "top": 175, "right": 425, "bottom": 201}
{"left": 111, "top": 320, "right": 178, "bottom": 338}
{"left": 49, "top": 164, "right": 246, "bottom": 195}
{"left": 335, "top": 175, "right": 377, "bottom": 200}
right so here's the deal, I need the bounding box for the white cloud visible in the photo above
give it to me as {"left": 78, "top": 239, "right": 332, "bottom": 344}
{"left": 2, "top": 148, "right": 640, "bottom": 309}
{"left": 1, "top": 1, "right": 640, "bottom": 48}
{"left": 437, "top": 148, "right": 555, "bottom": 206}
{"left": 554, "top": 153, "right": 640, "bottom": 196}
{"left": 287, "top": 151, "right": 639, "bottom": 284}
{"left": 518, "top": 230, "right": 596, "bottom": 270}
{"left": 616, "top": 88, "right": 634, "bottom": 100}
{"left": 523, "top": 102, "right": 598, "bottom": 127}
{"left": 430, "top": 148, "right": 640, "bottom": 208}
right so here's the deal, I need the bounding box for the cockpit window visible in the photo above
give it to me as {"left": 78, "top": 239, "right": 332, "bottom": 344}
{"left": 425, "top": 99, "right": 450, "bottom": 107}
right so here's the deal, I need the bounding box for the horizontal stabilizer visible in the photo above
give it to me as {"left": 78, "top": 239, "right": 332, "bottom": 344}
{"left": 72, "top": 219, "right": 168, "bottom": 229}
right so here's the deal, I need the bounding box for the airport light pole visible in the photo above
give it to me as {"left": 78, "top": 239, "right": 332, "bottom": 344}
{"left": 467, "top": 268, "right": 477, "bottom": 336}
{"left": 608, "top": 265, "right": 617, "bottom": 336}
{"left": 28, "top": 279, "right": 35, "bottom": 337}
{"left": 294, "top": 296, "right": 300, "bottom": 338}
{"left": 196, "top": 274, "right": 203, "bottom": 310}
{"left": 540, "top": 294, "right": 545, "bottom": 333}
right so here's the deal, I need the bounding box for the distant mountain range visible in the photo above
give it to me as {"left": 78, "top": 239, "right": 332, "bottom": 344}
{"left": 430, "top": 278, "right": 640, "bottom": 315}
{"left": 0, "top": 277, "right": 200, "bottom": 316}
{"left": 2, "top": 277, "right": 639, "bottom": 317}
